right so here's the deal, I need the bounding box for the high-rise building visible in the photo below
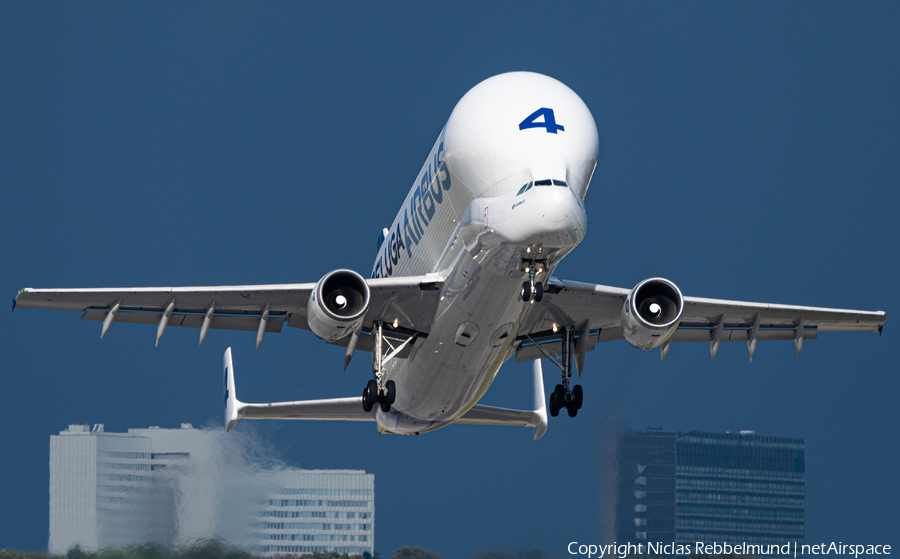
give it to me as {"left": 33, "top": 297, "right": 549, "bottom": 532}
{"left": 49, "top": 424, "right": 374, "bottom": 556}
{"left": 256, "top": 470, "right": 374, "bottom": 556}
{"left": 613, "top": 429, "right": 804, "bottom": 548}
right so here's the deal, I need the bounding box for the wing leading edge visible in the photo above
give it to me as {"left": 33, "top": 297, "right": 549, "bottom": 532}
{"left": 516, "top": 277, "right": 885, "bottom": 363}
{"left": 14, "top": 274, "right": 443, "bottom": 350}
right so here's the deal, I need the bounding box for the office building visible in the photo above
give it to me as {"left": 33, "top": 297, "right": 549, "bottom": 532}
{"left": 256, "top": 469, "right": 374, "bottom": 556}
{"left": 613, "top": 429, "right": 804, "bottom": 547}
{"left": 49, "top": 424, "right": 374, "bottom": 556}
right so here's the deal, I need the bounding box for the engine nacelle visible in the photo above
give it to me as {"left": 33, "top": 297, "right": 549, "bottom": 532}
{"left": 307, "top": 269, "right": 370, "bottom": 342}
{"left": 621, "top": 277, "right": 684, "bottom": 350}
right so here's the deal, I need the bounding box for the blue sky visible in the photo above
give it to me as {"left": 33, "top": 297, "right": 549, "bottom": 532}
{"left": 2, "top": 2, "right": 898, "bottom": 555}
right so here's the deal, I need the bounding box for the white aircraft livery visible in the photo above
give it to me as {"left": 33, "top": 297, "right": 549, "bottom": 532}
{"left": 14, "top": 72, "right": 886, "bottom": 440}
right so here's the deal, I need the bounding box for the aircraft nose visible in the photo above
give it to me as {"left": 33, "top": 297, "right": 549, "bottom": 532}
{"left": 527, "top": 184, "right": 587, "bottom": 247}
{"left": 540, "top": 188, "right": 578, "bottom": 223}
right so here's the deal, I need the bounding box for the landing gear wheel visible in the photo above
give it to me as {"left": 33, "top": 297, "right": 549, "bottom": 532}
{"left": 366, "top": 380, "right": 378, "bottom": 404}
{"left": 573, "top": 384, "right": 583, "bottom": 410}
{"left": 553, "top": 384, "right": 565, "bottom": 407}
{"left": 362, "top": 379, "right": 379, "bottom": 412}
{"left": 567, "top": 401, "right": 578, "bottom": 417}
{"left": 362, "top": 386, "right": 373, "bottom": 412}
{"left": 522, "top": 281, "right": 532, "bottom": 302}
{"left": 534, "top": 282, "right": 543, "bottom": 302}
{"left": 548, "top": 392, "right": 560, "bottom": 417}
{"left": 385, "top": 380, "right": 396, "bottom": 406}
{"left": 379, "top": 398, "right": 392, "bottom": 412}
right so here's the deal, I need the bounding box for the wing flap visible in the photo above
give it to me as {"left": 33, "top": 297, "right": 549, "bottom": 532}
{"left": 669, "top": 327, "right": 818, "bottom": 343}
{"left": 81, "top": 310, "right": 285, "bottom": 333}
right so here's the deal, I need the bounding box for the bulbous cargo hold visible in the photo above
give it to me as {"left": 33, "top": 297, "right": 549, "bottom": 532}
{"left": 621, "top": 277, "right": 684, "bottom": 350}
{"left": 307, "top": 269, "right": 370, "bottom": 342}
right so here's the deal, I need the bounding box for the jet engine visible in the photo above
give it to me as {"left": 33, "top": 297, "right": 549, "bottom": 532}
{"left": 621, "top": 277, "right": 684, "bottom": 350}
{"left": 307, "top": 269, "right": 370, "bottom": 342}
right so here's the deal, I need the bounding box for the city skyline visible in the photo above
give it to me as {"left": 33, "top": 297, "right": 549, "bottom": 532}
{"left": 49, "top": 423, "right": 374, "bottom": 556}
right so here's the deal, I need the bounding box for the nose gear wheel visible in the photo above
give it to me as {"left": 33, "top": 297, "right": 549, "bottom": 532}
{"left": 520, "top": 260, "right": 545, "bottom": 302}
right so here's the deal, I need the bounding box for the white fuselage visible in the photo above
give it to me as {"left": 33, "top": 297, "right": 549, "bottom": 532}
{"left": 370, "top": 72, "right": 599, "bottom": 435}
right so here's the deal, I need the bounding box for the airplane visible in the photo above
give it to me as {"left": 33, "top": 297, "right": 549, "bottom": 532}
{"left": 13, "top": 72, "right": 886, "bottom": 440}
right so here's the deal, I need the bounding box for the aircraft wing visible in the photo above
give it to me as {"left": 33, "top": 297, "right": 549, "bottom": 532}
{"left": 13, "top": 274, "right": 443, "bottom": 349}
{"left": 515, "top": 277, "right": 886, "bottom": 365}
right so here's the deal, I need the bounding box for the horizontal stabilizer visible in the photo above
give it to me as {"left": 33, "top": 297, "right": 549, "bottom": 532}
{"left": 239, "top": 398, "right": 376, "bottom": 422}
{"left": 454, "top": 359, "right": 548, "bottom": 440}
{"left": 222, "top": 347, "right": 375, "bottom": 432}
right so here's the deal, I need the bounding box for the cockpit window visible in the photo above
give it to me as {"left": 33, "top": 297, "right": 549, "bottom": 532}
{"left": 533, "top": 179, "right": 568, "bottom": 188}
{"left": 516, "top": 182, "right": 534, "bottom": 196}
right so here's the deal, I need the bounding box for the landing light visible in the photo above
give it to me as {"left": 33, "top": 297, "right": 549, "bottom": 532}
{"left": 393, "top": 318, "right": 399, "bottom": 328}
{"left": 552, "top": 323, "right": 558, "bottom": 333}
{"left": 527, "top": 247, "right": 531, "bottom": 254}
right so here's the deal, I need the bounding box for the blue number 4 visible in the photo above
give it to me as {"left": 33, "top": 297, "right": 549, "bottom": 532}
{"left": 518, "top": 108, "right": 565, "bottom": 134}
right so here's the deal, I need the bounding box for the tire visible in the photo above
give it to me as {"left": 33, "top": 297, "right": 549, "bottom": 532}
{"left": 534, "top": 281, "right": 543, "bottom": 302}
{"left": 548, "top": 392, "right": 559, "bottom": 417}
{"left": 385, "top": 380, "right": 396, "bottom": 405}
{"left": 361, "top": 386, "right": 373, "bottom": 412}
{"left": 573, "top": 384, "right": 584, "bottom": 410}
{"left": 554, "top": 384, "right": 566, "bottom": 407}
{"left": 522, "top": 281, "right": 532, "bottom": 302}
{"left": 366, "top": 380, "right": 379, "bottom": 406}
{"left": 567, "top": 402, "right": 578, "bottom": 417}
{"left": 380, "top": 399, "right": 391, "bottom": 412}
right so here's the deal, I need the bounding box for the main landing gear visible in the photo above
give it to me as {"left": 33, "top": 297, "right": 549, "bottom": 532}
{"left": 521, "top": 260, "right": 544, "bottom": 302}
{"left": 362, "top": 378, "right": 395, "bottom": 413}
{"left": 362, "top": 320, "right": 415, "bottom": 413}
{"left": 526, "top": 325, "right": 584, "bottom": 417}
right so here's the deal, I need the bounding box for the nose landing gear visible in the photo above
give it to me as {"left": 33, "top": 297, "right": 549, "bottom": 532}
{"left": 520, "top": 260, "right": 545, "bottom": 302}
